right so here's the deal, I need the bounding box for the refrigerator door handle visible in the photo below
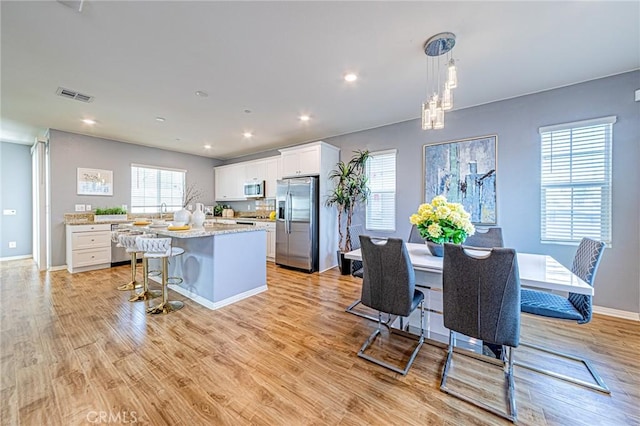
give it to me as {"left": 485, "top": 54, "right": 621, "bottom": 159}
{"left": 287, "top": 191, "right": 293, "bottom": 234}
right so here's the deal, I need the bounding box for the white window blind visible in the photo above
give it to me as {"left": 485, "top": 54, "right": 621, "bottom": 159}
{"left": 366, "top": 149, "right": 396, "bottom": 231}
{"left": 131, "top": 164, "right": 186, "bottom": 214}
{"left": 540, "top": 116, "right": 615, "bottom": 245}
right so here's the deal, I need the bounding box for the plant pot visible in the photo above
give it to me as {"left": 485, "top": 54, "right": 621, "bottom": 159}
{"left": 426, "top": 241, "right": 444, "bottom": 257}
{"left": 337, "top": 251, "right": 351, "bottom": 275}
{"left": 94, "top": 214, "right": 128, "bottom": 223}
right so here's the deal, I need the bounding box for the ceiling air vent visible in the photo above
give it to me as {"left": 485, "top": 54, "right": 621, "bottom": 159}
{"left": 56, "top": 87, "right": 94, "bottom": 103}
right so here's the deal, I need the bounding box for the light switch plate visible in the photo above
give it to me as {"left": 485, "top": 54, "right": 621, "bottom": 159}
{"left": 75, "top": 204, "right": 86, "bottom": 212}
{"left": 8, "top": 242, "right": 16, "bottom": 248}
{"left": 85, "top": 204, "right": 92, "bottom": 211}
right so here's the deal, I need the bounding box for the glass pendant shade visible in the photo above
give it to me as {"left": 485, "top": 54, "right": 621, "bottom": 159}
{"left": 442, "top": 87, "right": 453, "bottom": 110}
{"left": 447, "top": 59, "right": 457, "bottom": 89}
{"left": 434, "top": 107, "right": 445, "bottom": 129}
{"left": 421, "top": 103, "right": 433, "bottom": 130}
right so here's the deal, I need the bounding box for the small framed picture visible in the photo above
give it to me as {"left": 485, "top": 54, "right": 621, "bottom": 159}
{"left": 77, "top": 168, "right": 113, "bottom": 196}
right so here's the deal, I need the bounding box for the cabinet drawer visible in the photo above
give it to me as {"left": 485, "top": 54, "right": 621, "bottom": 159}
{"left": 68, "top": 224, "right": 111, "bottom": 233}
{"left": 72, "top": 247, "right": 111, "bottom": 268}
{"left": 72, "top": 231, "right": 111, "bottom": 249}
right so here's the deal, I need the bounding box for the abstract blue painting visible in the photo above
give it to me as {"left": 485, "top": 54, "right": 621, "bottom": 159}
{"left": 423, "top": 135, "right": 497, "bottom": 225}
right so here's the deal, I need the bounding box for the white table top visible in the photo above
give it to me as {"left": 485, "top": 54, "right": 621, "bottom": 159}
{"left": 345, "top": 242, "right": 593, "bottom": 296}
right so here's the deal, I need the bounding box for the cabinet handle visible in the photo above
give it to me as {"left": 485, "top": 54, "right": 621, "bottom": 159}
{"left": 91, "top": 239, "right": 95, "bottom": 242}
{"left": 91, "top": 256, "right": 95, "bottom": 258}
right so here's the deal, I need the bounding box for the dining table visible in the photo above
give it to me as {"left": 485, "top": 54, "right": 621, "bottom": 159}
{"left": 344, "top": 242, "right": 592, "bottom": 347}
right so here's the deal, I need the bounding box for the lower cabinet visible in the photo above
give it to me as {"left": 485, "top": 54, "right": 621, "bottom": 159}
{"left": 265, "top": 223, "right": 276, "bottom": 261}
{"left": 66, "top": 224, "right": 112, "bottom": 273}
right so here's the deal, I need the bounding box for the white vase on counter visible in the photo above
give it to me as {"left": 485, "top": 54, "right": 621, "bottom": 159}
{"left": 191, "top": 203, "right": 206, "bottom": 228}
{"left": 174, "top": 207, "right": 192, "bottom": 226}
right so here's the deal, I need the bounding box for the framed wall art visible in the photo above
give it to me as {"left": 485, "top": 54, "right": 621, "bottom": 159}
{"left": 77, "top": 167, "right": 113, "bottom": 196}
{"left": 423, "top": 134, "right": 497, "bottom": 225}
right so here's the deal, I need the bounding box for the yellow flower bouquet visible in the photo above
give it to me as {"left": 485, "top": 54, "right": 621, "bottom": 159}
{"left": 409, "top": 195, "right": 475, "bottom": 244}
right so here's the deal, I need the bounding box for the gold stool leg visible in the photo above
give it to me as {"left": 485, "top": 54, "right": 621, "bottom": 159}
{"left": 130, "top": 257, "right": 162, "bottom": 302}
{"left": 147, "top": 257, "right": 184, "bottom": 314}
{"left": 117, "top": 252, "right": 143, "bottom": 291}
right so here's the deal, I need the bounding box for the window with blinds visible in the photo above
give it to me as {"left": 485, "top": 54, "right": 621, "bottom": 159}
{"left": 540, "top": 116, "right": 615, "bottom": 245}
{"left": 131, "top": 164, "right": 186, "bottom": 214}
{"left": 366, "top": 149, "right": 396, "bottom": 231}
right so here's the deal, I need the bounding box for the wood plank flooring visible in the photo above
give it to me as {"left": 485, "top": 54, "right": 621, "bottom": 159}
{"left": 1, "top": 259, "right": 638, "bottom": 425}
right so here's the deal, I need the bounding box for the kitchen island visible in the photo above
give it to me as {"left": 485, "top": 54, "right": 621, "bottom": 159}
{"left": 129, "top": 223, "right": 266, "bottom": 310}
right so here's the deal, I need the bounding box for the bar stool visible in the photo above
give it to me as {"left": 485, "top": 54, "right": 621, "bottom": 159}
{"left": 136, "top": 236, "right": 184, "bottom": 314}
{"left": 118, "top": 234, "right": 162, "bottom": 302}
{"left": 114, "top": 230, "right": 143, "bottom": 291}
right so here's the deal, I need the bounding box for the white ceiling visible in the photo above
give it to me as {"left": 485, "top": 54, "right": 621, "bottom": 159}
{"left": 1, "top": 1, "right": 638, "bottom": 160}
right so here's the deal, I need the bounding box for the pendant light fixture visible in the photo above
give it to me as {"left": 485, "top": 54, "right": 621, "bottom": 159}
{"left": 422, "top": 32, "right": 458, "bottom": 130}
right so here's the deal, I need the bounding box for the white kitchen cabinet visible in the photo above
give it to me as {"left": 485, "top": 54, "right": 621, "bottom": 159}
{"left": 280, "top": 144, "right": 322, "bottom": 177}
{"left": 214, "top": 163, "right": 244, "bottom": 201}
{"left": 264, "top": 222, "right": 276, "bottom": 261}
{"left": 265, "top": 156, "right": 281, "bottom": 198}
{"left": 66, "top": 223, "right": 111, "bottom": 273}
{"left": 244, "top": 160, "right": 266, "bottom": 183}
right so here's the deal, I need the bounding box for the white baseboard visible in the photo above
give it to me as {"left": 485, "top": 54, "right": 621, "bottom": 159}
{"left": 0, "top": 254, "right": 33, "bottom": 262}
{"left": 167, "top": 283, "right": 268, "bottom": 311}
{"left": 48, "top": 265, "right": 68, "bottom": 272}
{"left": 593, "top": 305, "right": 640, "bottom": 321}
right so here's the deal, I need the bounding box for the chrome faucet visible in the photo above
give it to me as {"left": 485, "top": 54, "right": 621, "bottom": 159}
{"left": 160, "top": 202, "right": 167, "bottom": 219}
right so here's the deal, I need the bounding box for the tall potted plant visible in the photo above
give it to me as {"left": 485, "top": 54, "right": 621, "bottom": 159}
{"left": 326, "top": 150, "right": 370, "bottom": 274}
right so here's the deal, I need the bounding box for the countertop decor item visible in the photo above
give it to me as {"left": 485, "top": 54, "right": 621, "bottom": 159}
{"left": 191, "top": 203, "right": 206, "bottom": 228}
{"left": 94, "top": 206, "right": 128, "bottom": 222}
{"left": 409, "top": 195, "right": 475, "bottom": 257}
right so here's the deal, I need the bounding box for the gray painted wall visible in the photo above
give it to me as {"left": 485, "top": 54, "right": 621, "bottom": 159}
{"left": 0, "top": 142, "right": 33, "bottom": 258}
{"left": 324, "top": 71, "right": 640, "bottom": 313}
{"left": 222, "top": 71, "right": 640, "bottom": 313}
{"left": 48, "top": 130, "right": 221, "bottom": 267}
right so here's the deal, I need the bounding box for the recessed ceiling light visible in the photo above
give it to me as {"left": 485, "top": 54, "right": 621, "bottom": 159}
{"left": 243, "top": 132, "right": 253, "bottom": 138}
{"left": 155, "top": 117, "right": 166, "bottom": 122}
{"left": 244, "top": 109, "right": 252, "bottom": 114}
{"left": 299, "top": 115, "right": 310, "bottom": 122}
{"left": 82, "top": 119, "right": 96, "bottom": 125}
{"left": 344, "top": 73, "right": 358, "bottom": 82}
{"left": 195, "top": 91, "right": 209, "bottom": 97}
{"left": 204, "top": 144, "right": 211, "bottom": 149}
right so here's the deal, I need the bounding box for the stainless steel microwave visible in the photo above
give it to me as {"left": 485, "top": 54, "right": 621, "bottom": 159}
{"left": 243, "top": 180, "right": 265, "bottom": 198}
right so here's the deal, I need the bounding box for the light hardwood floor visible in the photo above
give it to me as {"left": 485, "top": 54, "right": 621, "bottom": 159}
{"left": 1, "top": 259, "right": 638, "bottom": 425}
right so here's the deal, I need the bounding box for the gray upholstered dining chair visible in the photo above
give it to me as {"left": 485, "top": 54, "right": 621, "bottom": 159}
{"left": 440, "top": 243, "right": 521, "bottom": 422}
{"left": 518, "top": 237, "right": 609, "bottom": 393}
{"left": 357, "top": 236, "right": 425, "bottom": 375}
{"left": 344, "top": 225, "right": 392, "bottom": 325}
{"left": 407, "top": 224, "right": 424, "bottom": 243}
{"left": 463, "top": 227, "right": 504, "bottom": 248}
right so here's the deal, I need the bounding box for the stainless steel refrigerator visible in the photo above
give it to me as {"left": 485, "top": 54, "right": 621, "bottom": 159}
{"left": 275, "top": 177, "right": 319, "bottom": 273}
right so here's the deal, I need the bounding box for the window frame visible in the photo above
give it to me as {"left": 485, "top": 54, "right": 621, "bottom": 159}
{"left": 539, "top": 116, "right": 615, "bottom": 246}
{"left": 365, "top": 149, "right": 397, "bottom": 232}
{"left": 130, "top": 163, "right": 187, "bottom": 214}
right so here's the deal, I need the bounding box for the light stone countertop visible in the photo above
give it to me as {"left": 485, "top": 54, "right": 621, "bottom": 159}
{"left": 125, "top": 223, "right": 264, "bottom": 239}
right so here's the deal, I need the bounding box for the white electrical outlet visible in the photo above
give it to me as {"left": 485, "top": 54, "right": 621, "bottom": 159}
{"left": 122, "top": 204, "right": 128, "bottom": 211}
{"left": 8, "top": 241, "right": 17, "bottom": 248}
{"left": 75, "top": 204, "right": 86, "bottom": 212}
{"left": 85, "top": 204, "right": 92, "bottom": 211}
{"left": 3, "top": 209, "right": 16, "bottom": 215}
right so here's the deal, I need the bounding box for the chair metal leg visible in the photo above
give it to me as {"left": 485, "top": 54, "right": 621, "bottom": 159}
{"left": 515, "top": 341, "right": 610, "bottom": 394}
{"left": 346, "top": 299, "right": 392, "bottom": 325}
{"left": 440, "top": 331, "right": 518, "bottom": 423}
{"left": 357, "top": 310, "right": 424, "bottom": 375}
{"left": 117, "top": 252, "right": 143, "bottom": 291}
{"left": 146, "top": 257, "right": 184, "bottom": 315}
{"left": 129, "top": 257, "right": 162, "bottom": 302}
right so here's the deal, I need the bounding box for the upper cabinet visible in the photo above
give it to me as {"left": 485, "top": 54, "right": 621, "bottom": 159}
{"left": 214, "top": 163, "right": 244, "bottom": 201}
{"left": 214, "top": 156, "right": 281, "bottom": 201}
{"left": 280, "top": 144, "right": 322, "bottom": 177}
